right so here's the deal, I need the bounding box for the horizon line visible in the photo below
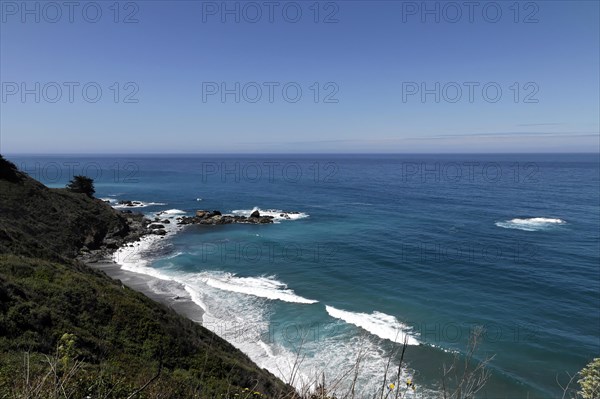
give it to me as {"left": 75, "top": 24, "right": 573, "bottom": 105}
{"left": 3, "top": 151, "right": 600, "bottom": 156}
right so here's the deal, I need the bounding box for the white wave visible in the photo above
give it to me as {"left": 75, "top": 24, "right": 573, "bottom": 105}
{"left": 112, "top": 248, "right": 432, "bottom": 396}
{"left": 110, "top": 259, "right": 425, "bottom": 395}
{"left": 495, "top": 217, "right": 566, "bottom": 231}
{"left": 113, "top": 234, "right": 169, "bottom": 276}
{"left": 230, "top": 207, "right": 309, "bottom": 222}
{"left": 185, "top": 277, "right": 429, "bottom": 396}
{"left": 292, "top": 333, "right": 425, "bottom": 397}
{"left": 157, "top": 209, "right": 186, "bottom": 215}
{"left": 190, "top": 278, "right": 300, "bottom": 381}
{"left": 113, "top": 200, "right": 167, "bottom": 209}
{"left": 100, "top": 197, "right": 117, "bottom": 204}
{"left": 196, "top": 198, "right": 203, "bottom": 201}
{"left": 325, "top": 306, "right": 419, "bottom": 345}
{"left": 183, "top": 284, "right": 208, "bottom": 313}
{"left": 164, "top": 251, "right": 184, "bottom": 259}
{"left": 202, "top": 273, "right": 318, "bottom": 304}
{"left": 182, "top": 274, "right": 414, "bottom": 395}
{"left": 112, "top": 210, "right": 183, "bottom": 273}
{"left": 147, "top": 279, "right": 189, "bottom": 299}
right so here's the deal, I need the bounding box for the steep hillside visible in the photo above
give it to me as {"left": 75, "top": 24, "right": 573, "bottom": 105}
{"left": 0, "top": 156, "right": 133, "bottom": 260}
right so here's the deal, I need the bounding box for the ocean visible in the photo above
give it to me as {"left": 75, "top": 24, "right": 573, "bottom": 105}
{"left": 7, "top": 153, "right": 599, "bottom": 398}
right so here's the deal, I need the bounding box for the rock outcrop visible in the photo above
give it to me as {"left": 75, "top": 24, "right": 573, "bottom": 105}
{"left": 0, "top": 157, "right": 154, "bottom": 262}
{"left": 78, "top": 211, "right": 153, "bottom": 262}
{"left": 178, "top": 210, "right": 274, "bottom": 226}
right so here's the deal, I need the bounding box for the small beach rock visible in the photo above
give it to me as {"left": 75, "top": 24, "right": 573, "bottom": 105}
{"left": 250, "top": 210, "right": 260, "bottom": 218}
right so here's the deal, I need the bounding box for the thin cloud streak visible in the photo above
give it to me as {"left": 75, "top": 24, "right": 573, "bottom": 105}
{"left": 242, "top": 132, "right": 600, "bottom": 146}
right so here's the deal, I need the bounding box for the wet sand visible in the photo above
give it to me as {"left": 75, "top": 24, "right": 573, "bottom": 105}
{"left": 88, "top": 260, "right": 204, "bottom": 324}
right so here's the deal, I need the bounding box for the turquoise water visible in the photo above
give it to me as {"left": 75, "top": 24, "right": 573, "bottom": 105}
{"left": 8, "top": 154, "right": 600, "bottom": 398}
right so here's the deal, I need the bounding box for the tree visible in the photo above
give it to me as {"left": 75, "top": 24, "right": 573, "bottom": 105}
{"left": 66, "top": 175, "right": 95, "bottom": 198}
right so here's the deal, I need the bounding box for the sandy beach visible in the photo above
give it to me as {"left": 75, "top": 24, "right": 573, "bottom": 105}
{"left": 88, "top": 259, "right": 204, "bottom": 324}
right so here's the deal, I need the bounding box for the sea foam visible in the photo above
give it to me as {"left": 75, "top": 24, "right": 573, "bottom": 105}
{"left": 325, "top": 306, "right": 419, "bottom": 345}
{"left": 158, "top": 209, "right": 186, "bottom": 215}
{"left": 112, "top": 209, "right": 184, "bottom": 274}
{"left": 113, "top": 200, "right": 167, "bottom": 209}
{"left": 202, "top": 272, "right": 318, "bottom": 304}
{"left": 495, "top": 217, "right": 566, "bottom": 231}
{"left": 230, "top": 207, "right": 309, "bottom": 223}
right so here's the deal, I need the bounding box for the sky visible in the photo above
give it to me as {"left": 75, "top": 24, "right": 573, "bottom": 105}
{"left": 0, "top": 0, "right": 599, "bottom": 153}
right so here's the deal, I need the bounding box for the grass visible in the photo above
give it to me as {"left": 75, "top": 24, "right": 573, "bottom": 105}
{"left": 0, "top": 254, "right": 292, "bottom": 398}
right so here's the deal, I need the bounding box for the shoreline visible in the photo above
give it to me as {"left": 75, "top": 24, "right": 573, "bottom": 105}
{"left": 85, "top": 208, "right": 207, "bottom": 324}
{"left": 83, "top": 207, "right": 321, "bottom": 393}
{"left": 83, "top": 206, "right": 419, "bottom": 395}
{"left": 83, "top": 206, "right": 313, "bottom": 325}
{"left": 84, "top": 205, "right": 429, "bottom": 397}
{"left": 87, "top": 259, "right": 205, "bottom": 323}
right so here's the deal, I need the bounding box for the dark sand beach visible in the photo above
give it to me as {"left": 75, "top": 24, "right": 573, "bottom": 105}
{"left": 88, "top": 259, "right": 204, "bottom": 324}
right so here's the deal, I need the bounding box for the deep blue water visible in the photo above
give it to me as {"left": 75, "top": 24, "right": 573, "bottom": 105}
{"left": 7, "top": 154, "right": 600, "bottom": 398}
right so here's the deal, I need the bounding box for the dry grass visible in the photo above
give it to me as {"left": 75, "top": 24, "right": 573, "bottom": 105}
{"left": 7, "top": 325, "right": 509, "bottom": 399}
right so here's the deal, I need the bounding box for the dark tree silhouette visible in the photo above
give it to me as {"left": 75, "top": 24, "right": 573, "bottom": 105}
{"left": 0, "top": 154, "right": 22, "bottom": 182}
{"left": 66, "top": 175, "right": 95, "bottom": 198}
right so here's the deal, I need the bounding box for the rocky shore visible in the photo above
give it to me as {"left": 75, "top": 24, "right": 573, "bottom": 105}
{"left": 77, "top": 208, "right": 279, "bottom": 263}
{"left": 77, "top": 210, "right": 154, "bottom": 263}
{"left": 177, "top": 209, "right": 274, "bottom": 225}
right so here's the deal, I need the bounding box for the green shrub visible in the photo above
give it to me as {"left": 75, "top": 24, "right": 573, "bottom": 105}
{"left": 578, "top": 358, "right": 600, "bottom": 399}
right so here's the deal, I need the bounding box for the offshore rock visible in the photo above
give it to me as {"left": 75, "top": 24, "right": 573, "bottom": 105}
{"left": 178, "top": 210, "right": 274, "bottom": 226}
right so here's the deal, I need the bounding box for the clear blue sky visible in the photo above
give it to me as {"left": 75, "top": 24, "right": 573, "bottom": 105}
{"left": 1, "top": 0, "right": 598, "bottom": 153}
